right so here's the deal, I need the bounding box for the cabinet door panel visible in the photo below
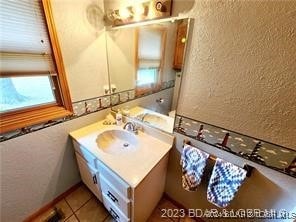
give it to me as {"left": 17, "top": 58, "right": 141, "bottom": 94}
{"left": 73, "top": 140, "right": 97, "bottom": 169}
{"left": 76, "top": 153, "right": 102, "bottom": 201}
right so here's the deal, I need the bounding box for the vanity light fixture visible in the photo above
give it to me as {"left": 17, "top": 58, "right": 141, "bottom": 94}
{"left": 132, "top": 4, "right": 146, "bottom": 21}
{"left": 133, "top": 4, "right": 145, "bottom": 15}
{"left": 106, "top": 15, "right": 188, "bottom": 30}
{"left": 118, "top": 7, "right": 131, "bottom": 19}
{"left": 105, "top": 0, "right": 172, "bottom": 27}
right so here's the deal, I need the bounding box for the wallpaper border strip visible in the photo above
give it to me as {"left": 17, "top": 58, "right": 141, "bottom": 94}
{"left": 174, "top": 114, "right": 296, "bottom": 178}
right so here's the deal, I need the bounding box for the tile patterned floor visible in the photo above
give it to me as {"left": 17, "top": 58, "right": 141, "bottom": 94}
{"left": 31, "top": 184, "right": 197, "bottom": 222}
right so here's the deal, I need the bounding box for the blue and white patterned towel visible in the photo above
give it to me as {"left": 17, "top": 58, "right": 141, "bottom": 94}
{"left": 180, "top": 144, "right": 210, "bottom": 191}
{"left": 207, "top": 158, "right": 247, "bottom": 208}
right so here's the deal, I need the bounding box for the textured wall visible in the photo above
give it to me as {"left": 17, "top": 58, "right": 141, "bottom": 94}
{"left": 178, "top": 0, "right": 296, "bottom": 149}
{"left": 0, "top": 109, "right": 110, "bottom": 222}
{"left": 51, "top": 0, "right": 109, "bottom": 102}
{"left": 165, "top": 1, "right": 296, "bottom": 220}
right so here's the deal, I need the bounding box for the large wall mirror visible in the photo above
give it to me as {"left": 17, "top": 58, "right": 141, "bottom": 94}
{"left": 106, "top": 18, "right": 191, "bottom": 133}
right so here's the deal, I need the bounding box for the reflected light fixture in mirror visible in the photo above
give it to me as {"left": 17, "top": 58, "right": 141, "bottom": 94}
{"left": 133, "top": 4, "right": 146, "bottom": 21}
{"left": 86, "top": 3, "right": 104, "bottom": 32}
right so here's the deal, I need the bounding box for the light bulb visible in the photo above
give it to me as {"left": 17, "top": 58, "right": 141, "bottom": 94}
{"left": 133, "top": 4, "right": 145, "bottom": 16}
{"left": 119, "top": 8, "right": 131, "bottom": 19}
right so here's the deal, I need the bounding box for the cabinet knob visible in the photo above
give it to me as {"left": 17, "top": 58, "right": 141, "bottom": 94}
{"left": 181, "top": 37, "right": 186, "bottom": 43}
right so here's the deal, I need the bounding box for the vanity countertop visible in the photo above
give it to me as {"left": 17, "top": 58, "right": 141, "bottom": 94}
{"left": 69, "top": 120, "right": 174, "bottom": 188}
{"left": 128, "top": 106, "right": 175, "bottom": 133}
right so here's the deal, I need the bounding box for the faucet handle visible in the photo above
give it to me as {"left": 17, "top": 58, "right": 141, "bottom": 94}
{"left": 134, "top": 123, "right": 143, "bottom": 132}
{"left": 123, "top": 122, "right": 133, "bottom": 130}
{"left": 156, "top": 98, "right": 164, "bottom": 104}
{"left": 123, "top": 121, "right": 143, "bottom": 134}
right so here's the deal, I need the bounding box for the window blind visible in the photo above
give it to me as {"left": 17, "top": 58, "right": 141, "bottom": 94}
{"left": 0, "top": 0, "right": 56, "bottom": 74}
{"left": 138, "top": 28, "right": 162, "bottom": 68}
{"left": 0, "top": 0, "right": 73, "bottom": 133}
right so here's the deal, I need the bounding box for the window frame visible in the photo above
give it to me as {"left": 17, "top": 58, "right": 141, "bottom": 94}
{"left": 0, "top": 0, "right": 73, "bottom": 133}
{"left": 134, "top": 27, "right": 167, "bottom": 96}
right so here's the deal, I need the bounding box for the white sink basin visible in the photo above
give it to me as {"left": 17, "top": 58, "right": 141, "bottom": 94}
{"left": 96, "top": 129, "right": 139, "bottom": 155}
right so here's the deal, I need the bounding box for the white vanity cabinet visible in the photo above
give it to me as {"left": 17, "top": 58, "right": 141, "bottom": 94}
{"left": 70, "top": 121, "right": 173, "bottom": 222}
{"left": 75, "top": 153, "right": 102, "bottom": 201}
{"left": 73, "top": 141, "right": 103, "bottom": 201}
{"left": 72, "top": 139, "right": 170, "bottom": 222}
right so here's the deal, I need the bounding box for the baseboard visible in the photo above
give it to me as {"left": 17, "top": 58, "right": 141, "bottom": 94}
{"left": 23, "top": 181, "right": 82, "bottom": 222}
{"left": 163, "top": 192, "right": 205, "bottom": 222}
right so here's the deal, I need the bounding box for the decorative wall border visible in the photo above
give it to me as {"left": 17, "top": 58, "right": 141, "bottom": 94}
{"left": 110, "top": 79, "right": 175, "bottom": 107}
{"left": 0, "top": 80, "right": 175, "bottom": 143}
{"left": 0, "top": 95, "right": 111, "bottom": 143}
{"left": 174, "top": 114, "right": 296, "bottom": 178}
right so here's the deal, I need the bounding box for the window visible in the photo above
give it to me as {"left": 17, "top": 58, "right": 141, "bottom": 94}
{"left": 137, "top": 68, "right": 158, "bottom": 86}
{"left": 135, "top": 26, "right": 166, "bottom": 95}
{"left": 0, "top": 0, "right": 72, "bottom": 133}
{"left": 1, "top": 76, "right": 55, "bottom": 112}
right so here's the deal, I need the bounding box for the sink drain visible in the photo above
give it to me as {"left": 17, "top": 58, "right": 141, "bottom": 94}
{"left": 123, "top": 143, "right": 129, "bottom": 147}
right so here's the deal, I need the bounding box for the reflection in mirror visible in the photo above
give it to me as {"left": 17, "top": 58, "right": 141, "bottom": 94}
{"left": 106, "top": 18, "right": 190, "bottom": 133}
{"left": 136, "top": 26, "right": 165, "bottom": 93}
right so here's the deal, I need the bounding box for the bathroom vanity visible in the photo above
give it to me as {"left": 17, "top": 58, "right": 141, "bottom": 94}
{"left": 70, "top": 120, "right": 174, "bottom": 222}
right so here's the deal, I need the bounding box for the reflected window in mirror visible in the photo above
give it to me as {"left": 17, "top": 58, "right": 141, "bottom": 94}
{"left": 135, "top": 26, "right": 166, "bottom": 95}
{"left": 137, "top": 68, "right": 158, "bottom": 86}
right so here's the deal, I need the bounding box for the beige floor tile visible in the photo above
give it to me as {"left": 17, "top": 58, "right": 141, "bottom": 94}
{"left": 65, "top": 185, "right": 93, "bottom": 211}
{"left": 54, "top": 199, "right": 73, "bottom": 220}
{"left": 103, "top": 215, "right": 116, "bottom": 222}
{"left": 65, "top": 215, "right": 79, "bottom": 222}
{"left": 156, "top": 198, "right": 180, "bottom": 222}
{"left": 75, "top": 197, "right": 109, "bottom": 222}
{"left": 31, "top": 208, "right": 55, "bottom": 222}
{"left": 157, "top": 197, "right": 179, "bottom": 210}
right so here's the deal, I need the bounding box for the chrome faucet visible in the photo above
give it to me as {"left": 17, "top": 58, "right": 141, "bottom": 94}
{"left": 140, "top": 113, "right": 148, "bottom": 122}
{"left": 123, "top": 122, "right": 139, "bottom": 134}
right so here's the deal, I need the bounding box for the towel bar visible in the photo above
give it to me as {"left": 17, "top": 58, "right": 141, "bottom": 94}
{"left": 183, "top": 139, "right": 254, "bottom": 177}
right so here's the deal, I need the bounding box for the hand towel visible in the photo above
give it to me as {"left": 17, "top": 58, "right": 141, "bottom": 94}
{"left": 180, "top": 144, "right": 210, "bottom": 191}
{"left": 207, "top": 158, "right": 247, "bottom": 208}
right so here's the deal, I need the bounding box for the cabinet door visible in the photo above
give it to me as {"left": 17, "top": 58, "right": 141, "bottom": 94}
{"left": 76, "top": 153, "right": 102, "bottom": 201}
{"left": 173, "top": 22, "right": 188, "bottom": 70}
